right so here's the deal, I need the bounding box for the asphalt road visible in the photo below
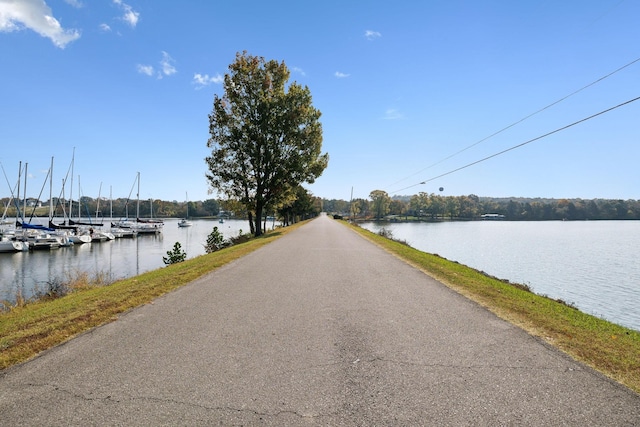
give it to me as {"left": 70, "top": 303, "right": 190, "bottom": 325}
{"left": 1, "top": 214, "right": 639, "bottom": 426}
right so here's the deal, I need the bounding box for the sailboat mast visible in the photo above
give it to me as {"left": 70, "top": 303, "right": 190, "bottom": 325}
{"left": 96, "top": 182, "right": 102, "bottom": 219}
{"left": 23, "top": 163, "right": 27, "bottom": 223}
{"left": 49, "top": 156, "right": 54, "bottom": 221}
{"left": 16, "top": 161, "right": 21, "bottom": 223}
{"left": 136, "top": 171, "right": 140, "bottom": 219}
{"left": 110, "top": 185, "right": 113, "bottom": 221}
{"left": 69, "top": 148, "right": 74, "bottom": 220}
{"left": 61, "top": 179, "right": 67, "bottom": 220}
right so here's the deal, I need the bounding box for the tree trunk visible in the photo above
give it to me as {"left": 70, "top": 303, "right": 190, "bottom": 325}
{"left": 248, "top": 211, "right": 255, "bottom": 235}
{"left": 254, "top": 203, "right": 264, "bottom": 236}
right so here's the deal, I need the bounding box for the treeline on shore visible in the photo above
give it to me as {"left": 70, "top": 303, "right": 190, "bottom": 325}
{"left": 323, "top": 193, "right": 640, "bottom": 221}
{"left": 1, "top": 197, "right": 223, "bottom": 220}
{"left": 5, "top": 192, "right": 640, "bottom": 223}
{"left": 1, "top": 186, "right": 324, "bottom": 224}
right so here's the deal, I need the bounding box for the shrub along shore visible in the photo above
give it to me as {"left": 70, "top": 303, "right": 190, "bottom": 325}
{"left": 1, "top": 219, "right": 638, "bottom": 394}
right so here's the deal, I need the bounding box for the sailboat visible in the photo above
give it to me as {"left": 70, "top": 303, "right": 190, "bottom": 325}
{"left": 178, "top": 217, "right": 193, "bottom": 227}
{"left": 178, "top": 192, "right": 193, "bottom": 227}
{"left": 113, "top": 173, "right": 163, "bottom": 235}
{"left": 46, "top": 153, "right": 91, "bottom": 245}
{"left": 0, "top": 161, "right": 28, "bottom": 251}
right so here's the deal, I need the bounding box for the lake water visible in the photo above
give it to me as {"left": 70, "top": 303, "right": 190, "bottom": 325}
{"left": 360, "top": 220, "right": 640, "bottom": 331}
{"left": 0, "top": 218, "right": 267, "bottom": 303}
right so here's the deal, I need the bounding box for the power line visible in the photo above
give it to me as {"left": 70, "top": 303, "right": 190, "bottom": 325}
{"left": 392, "top": 95, "right": 640, "bottom": 194}
{"left": 387, "top": 55, "right": 640, "bottom": 190}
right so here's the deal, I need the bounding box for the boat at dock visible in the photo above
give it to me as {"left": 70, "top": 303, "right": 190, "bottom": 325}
{"left": 110, "top": 225, "right": 137, "bottom": 238}
{"left": 0, "top": 236, "right": 26, "bottom": 252}
{"left": 111, "top": 172, "right": 163, "bottom": 235}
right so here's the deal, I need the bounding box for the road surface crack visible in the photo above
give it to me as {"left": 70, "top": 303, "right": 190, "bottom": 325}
{"left": 25, "top": 382, "right": 335, "bottom": 421}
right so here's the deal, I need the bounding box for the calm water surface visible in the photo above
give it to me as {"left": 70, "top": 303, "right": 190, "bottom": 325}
{"left": 0, "top": 219, "right": 263, "bottom": 302}
{"left": 361, "top": 220, "right": 640, "bottom": 331}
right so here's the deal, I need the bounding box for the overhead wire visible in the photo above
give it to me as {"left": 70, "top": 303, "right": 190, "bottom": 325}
{"left": 392, "top": 95, "right": 640, "bottom": 193}
{"left": 387, "top": 55, "right": 640, "bottom": 191}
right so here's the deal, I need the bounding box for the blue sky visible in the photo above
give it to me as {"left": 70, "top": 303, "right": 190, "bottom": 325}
{"left": 1, "top": 0, "right": 639, "bottom": 203}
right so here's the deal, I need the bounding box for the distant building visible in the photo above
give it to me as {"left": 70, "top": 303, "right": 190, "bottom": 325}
{"left": 481, "top": 213, "right": 505, "bottom": 220}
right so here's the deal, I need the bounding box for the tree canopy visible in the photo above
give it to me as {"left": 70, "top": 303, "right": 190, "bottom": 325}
{"left": 369, "top": 190, "right": 391, "bottom": 219}
{"left": 206, "top": 52, "right": 328, "bottom": 236}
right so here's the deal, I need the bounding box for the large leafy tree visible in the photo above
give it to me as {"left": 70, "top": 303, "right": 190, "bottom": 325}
{"left": 206, "top": 52, "right": 328, "bottom": 236}
{"left": 369, "top": 190, "right": 391, "bottom": 219}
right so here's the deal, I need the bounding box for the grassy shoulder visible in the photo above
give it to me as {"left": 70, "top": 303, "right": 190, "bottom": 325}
{"left": 346, "top": 221, "right": 640, "bottom": 394}
{"left": 0, "top": 223, "right": 306, "bottom": 371}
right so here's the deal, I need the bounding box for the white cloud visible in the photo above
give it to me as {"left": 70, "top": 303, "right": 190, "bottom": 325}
{"left": 136, "top": 64, "right": 154, "bottom": 76}
{"left": 137, "top": 52, "right": 177, "bottom": 79}
{"left": 160, "top": 51, "right": 176, "bottom": 77}
{"left": 365, "top": 30, "right": 381, "bottom": 40}
{"left": 0, "top": 0, "right": 81, "bottom": 48}
{"left": 292, "top": 66, "right": 306, "bottom": 76}
{"left": 113, "top": 0, "right": 138, "bottom": 28}
{"left": 193, "top": 73, "right": 223, "bottom": 89}
{"left": 383, "top": 108, "right": 404, "bottom": 120}
{"left": 99, "top": 23, "right": 111, "bottom": 32}
{"left": 64, "top": 0, "right": 82, "bottom": 8}
{"left": 334, "top": 71, "right": 350, "bottom": 78}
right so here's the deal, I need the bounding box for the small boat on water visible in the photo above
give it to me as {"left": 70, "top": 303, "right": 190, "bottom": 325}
{"left": 178, "top": 193, "right": 193, "bottom": 227}
{"left": 86, "top": 227, "right": 115, "bottom": 242}
{"left": 23, "top": 232, "right": 61, "bottom": 250}
{"left": 178, "top": 218, "right": 192, "bottom": 227}
{"left": 68, "top": 231, "right": 93, "bottom": 244}
{"left": 0, "top": 236, "right": 26, "bottom": 253}
{"left": 112, "top": 173, "right": 164, "bottom": 235}
{"left": 16, "top": 222, "right": 63, "bottom": 250}
{"left": 135, "top": 220, "right": 163, "bottom": 235}
{"left": 112, "top": 219, "right": 162, "bottom": 235}
{"left": 110, "top": 226, "right": 137, "bottom": 238}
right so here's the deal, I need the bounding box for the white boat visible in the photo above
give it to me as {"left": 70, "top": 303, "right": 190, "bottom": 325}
{"left": 124, "top": 173, "right": 164, "bottom": 235}
{"left": 68, "top": 231, "right": 92, "bottom": 244}
{"left": 107, "top": 185, "right": 137, "bottom": 238}
{"left": 110, "top": 226, "right": 137, "bottom": 238}
{"left": 50, "top": 230, "right": 74, "bottom": 247}
{"left": 22, "top": 231, "right": 61, "bottom": 250}
{"left": 112, "top": 219, "right": 162, "bottom": 235}
{"left": 133, "top": 221, "right": 163, "bottom": 235}
{"left": 178, "top": 193, "right": 193, "bottom": 227}
{"left": 88, "top": 228, "right": 115, "bottom": 242}
{"left": 178, "top": 218, "right": 192, "bottom": 228}
{"left": 0, "top": 236, "right": 25, "bottom": 253}
{"left": 0, "top": 225, "right": 29, "bottom": 252}
{"left": 101, "top": 231, "right": 116, "bottom": 240}
{"left": 91, "top": 233, "right": 108, "bottom": 242}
